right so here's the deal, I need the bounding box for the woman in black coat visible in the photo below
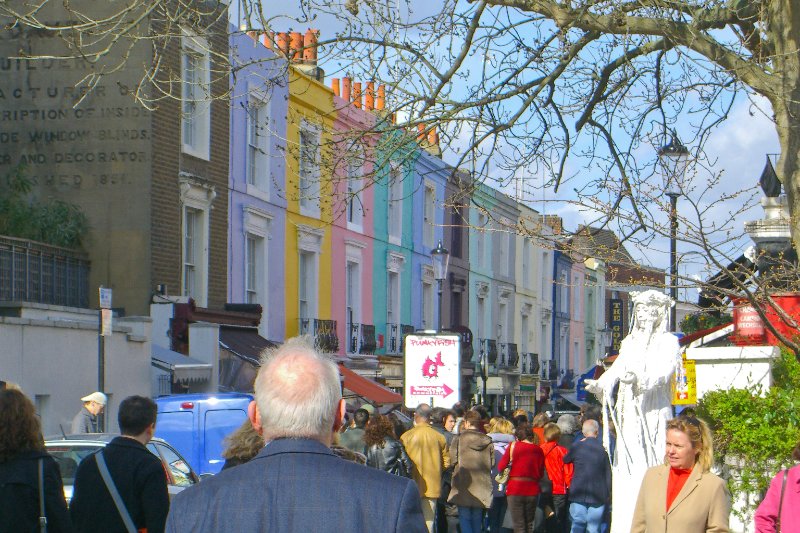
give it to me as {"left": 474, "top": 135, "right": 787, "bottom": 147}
{"left": 0, "top": 389, "right": 73, "bottom": 533}
{"left": 364, "top": 414, "right": 412, "bottom": 477}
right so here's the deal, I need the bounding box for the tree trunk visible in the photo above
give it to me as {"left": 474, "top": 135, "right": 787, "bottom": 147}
{"left": 768, "top": 0, "right": 800, "bottom": 252}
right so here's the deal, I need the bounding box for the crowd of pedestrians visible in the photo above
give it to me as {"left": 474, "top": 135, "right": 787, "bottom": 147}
{"left": 2, "top": 344, "right": 799, "bottom": 532}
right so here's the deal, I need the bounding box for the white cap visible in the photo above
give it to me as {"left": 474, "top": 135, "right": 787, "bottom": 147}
{"left": 81, "top": 392, "right": 107, "bottom": 405}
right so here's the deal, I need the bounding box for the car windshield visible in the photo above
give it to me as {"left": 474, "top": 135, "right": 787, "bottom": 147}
{"left": 46, "top": 444, "right": 102, "bottom": 485}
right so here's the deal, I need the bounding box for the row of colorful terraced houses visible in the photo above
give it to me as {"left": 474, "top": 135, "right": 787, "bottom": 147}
{"left": 0, "top": 21, "right": 664, "bottom": 411}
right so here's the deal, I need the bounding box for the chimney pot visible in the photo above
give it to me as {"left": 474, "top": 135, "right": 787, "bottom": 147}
{"left": 276, "top": 33, "right": 289, "bottom": 57}
{"left": 331, "top": 78, "right": 340, "bottom": 97}
{"left": 353, "top": 82, "right": 362, "bottom": 108}
{"left": 304, "top": 29, "right": 319, "bottom": 64}
{"left": 290, "top": 32, "right": 303, "bottom": 61}
{"left": 376, "top": 85, "right": 386, "bottom": 111}
{"left": 261, "top": 32, "right": 273, "bottom": 49}
{"left": 417, "top": 123, "right": 426, "bottom": 143}
{"left": 365, "top": 82, "right": 375, "bottom": 111}
{"left": 342, "top": 77, "right": 351, "bottom": 101}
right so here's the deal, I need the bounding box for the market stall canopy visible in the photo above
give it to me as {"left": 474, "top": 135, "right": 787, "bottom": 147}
{"left": 151, "top": 344, "right": 212, "bottom": 384}
{"left": 338, "top": 363, "right": 402, "bottom": 405}
{"left": 218, "top": 326, "right": 278, "bottom": 392}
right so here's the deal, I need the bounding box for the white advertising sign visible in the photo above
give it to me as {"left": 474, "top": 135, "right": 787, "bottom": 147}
{"left": 404, "top": 334, "right": 460, "bottom": 408}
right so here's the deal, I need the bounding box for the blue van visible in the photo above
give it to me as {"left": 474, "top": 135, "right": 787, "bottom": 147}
{"left": 155, "top": 393, "right": 253, "bottom": 475}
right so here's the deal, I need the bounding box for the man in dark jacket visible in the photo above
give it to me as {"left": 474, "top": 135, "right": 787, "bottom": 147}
{"left": 563, "top": 419, "right": 611, "bottom": 533}
{"left": 71, "top": 391, "right": 106, "bottom": 434}
{"left": 70, "top": 395, "right": 169, "bottom": 533}
{"left": 339, "top": 408, "right": 369, "bottom": 455}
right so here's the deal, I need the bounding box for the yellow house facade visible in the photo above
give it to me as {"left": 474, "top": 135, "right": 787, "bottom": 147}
{"left": 284, "top": 67, "right": 337, "bottom": 346}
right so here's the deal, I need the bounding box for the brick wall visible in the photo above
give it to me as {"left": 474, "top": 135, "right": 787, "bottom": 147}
{"left": 150, "top": 9, "right": 229, "bottom": 308}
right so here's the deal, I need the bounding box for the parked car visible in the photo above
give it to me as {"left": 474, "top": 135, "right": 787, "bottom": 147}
{"left": 154, "top": 393, "right": 253, "bottom": 475}
{"left": 45, "top": 434, "right": 200, "bottom": 503}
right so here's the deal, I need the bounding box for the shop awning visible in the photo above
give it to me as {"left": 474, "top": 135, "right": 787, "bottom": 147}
{"left": 151, "top": 344, "right": 212, "bottom": 384}
{"left": 219, "top": 326, "right": 277, "bottom": 364}
{"left": 218, "top": 326, "right": 278, "bottom": 392}
{"left": 338, "top": 364, "right": 402, "bottom": 405}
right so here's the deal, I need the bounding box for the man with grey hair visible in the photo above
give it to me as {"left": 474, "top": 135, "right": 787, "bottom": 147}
{"left": 165, "top": 337, "right": 426, "bottom": 532}
{"left": 400, "top": 403, "right": 450, "bottom": 533}
{"left": 564, "top": 420, "right": 612, "bottom": 533}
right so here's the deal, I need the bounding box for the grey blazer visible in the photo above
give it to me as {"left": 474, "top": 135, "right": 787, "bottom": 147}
{"left": 166, "top": 437, "right": 427, "bottom": 533}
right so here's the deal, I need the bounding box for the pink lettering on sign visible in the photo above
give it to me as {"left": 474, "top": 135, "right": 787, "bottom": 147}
{"left": 408, "top": 338, "right": 457, "bottom": 347}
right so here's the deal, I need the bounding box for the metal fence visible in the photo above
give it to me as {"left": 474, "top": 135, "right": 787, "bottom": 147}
{"left": 0, "top": 235, "right": 90, "bottom": 308}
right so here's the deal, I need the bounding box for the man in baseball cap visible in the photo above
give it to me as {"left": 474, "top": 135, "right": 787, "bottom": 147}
{"left": 72, "top": 391, "right": 107, "bottom": 433}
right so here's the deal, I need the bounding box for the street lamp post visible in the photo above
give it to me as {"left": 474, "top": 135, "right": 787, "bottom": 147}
{"left": 658, "top": 131, "right": 690, "bottom": 331}
{"left": 431, "top": 240, "right": 450, "bottom": 332}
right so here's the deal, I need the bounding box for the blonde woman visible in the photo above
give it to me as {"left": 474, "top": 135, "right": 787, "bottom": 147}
{"left": 487, "top": 417, "right": 516, "bottom": 532}
{"left": 630, "top": 417, "right": 730, "bottom": 533}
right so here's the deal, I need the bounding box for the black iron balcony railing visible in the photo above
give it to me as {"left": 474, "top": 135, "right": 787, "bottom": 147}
{"left": 387, "top": 323, "right": 414, "bottom": 354}
{"left": 298, "top": 318, "right": 339, "bottom": 353}
{"left": 481, "top": 338, "right": 498, "bottom": 365}
{"left": 507, "top": 343, "right": 519, "bottom": 367}
{"left": 360, "top": 324, "right": 377, "bottom": 354}
{"left": 0, "top": 235, "right": 90, "bottom": 308}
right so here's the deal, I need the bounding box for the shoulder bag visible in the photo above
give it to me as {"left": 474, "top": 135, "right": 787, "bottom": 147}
{"left": 538, "top": 446, "right": 555, "bottom": 496}
{"left": 95, "top": 451, "right": 138, "bottom": 533}
{"left": 777, "top": 468, "right": 788, "bottom": 533}
{"left": 495, "top": 442, "right": 514, "bottom": 485}
{"left": 37, "top": 458, "right": 47, "bottom": 533}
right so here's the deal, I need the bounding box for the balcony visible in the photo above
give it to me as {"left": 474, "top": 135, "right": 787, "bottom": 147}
{"left": 387, "top": 323, "right": 415, "bottom": 355}
{"left": 541, "top": 359, "right": 558, "bottom": 381}
{"left": 0, "top": 236, "right": 90, "bottom": 308}
{"left": 498, "top": 342, "right": 519, "bottom": 369}
{"left": 348, "top": 323, "right": 377, "bottom": 355}
{"left": 520, "top": 353, "right": 540, "bottom": 375}
{"left": 480, "top": 338, "right": 498, "bottom": 365}
{"left": 298, "top": 318, "right": 339, "bottom": 353}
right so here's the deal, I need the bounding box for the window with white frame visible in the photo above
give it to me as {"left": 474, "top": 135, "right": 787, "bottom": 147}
{"left": 476, "top": 212, "right": 487, "bottom": 269}
{"left": 476, "top": 296, "right": 486, "bottom": 340}
{"left": 180, "top": 179, "right": 215, "bottom": 307}
{"left": 422, "top": 281, "right": 434, "bottom": 330}
{"left": 245, "top": 234, "right": 264, "bottom": 304}
{"left": 299, "top": 123, "right": 321, "bottom": 217}
{"left": 246, "top": 94, "right": 270, "bottom": 194}
{"left": 423, "top": 183, "right": 435, "bottom": 248}
{"left": 297, "top": 224, "right": 323, "bottom": 323}
{"left": 346, "top": 260, "right": 361, "bottom": 353}
{"left": 522, "top": 237, "right": 532, "bottom": 290}
{"left": 181, "top": 31, "right": 210, "bottom": 160}
{"left": 572, "top": 274, "right": 581, "bottom": 320}
{"left": 521, "top": 314, "right": 529, "bottom": 354}
{"left": 387, "top": 271, "right": 400, "bottom": 327}
{"left": 541, "top": 251, "right": 550, "bottom": 299}
{"left": 298, "top": 251, "right": 317, "bottom": 319}
{"left": 498, "top": 302, "right": 507, "bottom": 343}
{"left": 243, "top": 207, "right": 271, "bottom": 332}
{"left": 388, "top": 165, "right": 403, "bottom": 244}
{"left": 422, "top": 265, "right": 435, "bottom": 330}
{"left": 560, "top": 272, "right": 568, "bottom": 311}
{"left": 346, "top": 153, "right": 363, "bottom": 230}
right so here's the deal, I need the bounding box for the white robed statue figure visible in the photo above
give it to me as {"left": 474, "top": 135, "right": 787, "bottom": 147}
{"left": 584, "top": 290, "right": 681, "bottom": 533}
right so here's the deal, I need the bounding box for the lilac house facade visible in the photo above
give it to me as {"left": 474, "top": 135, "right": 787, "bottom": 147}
{"left": 227, "top": 32, "right": 288, "bottom": 343}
